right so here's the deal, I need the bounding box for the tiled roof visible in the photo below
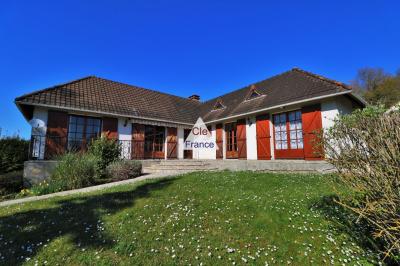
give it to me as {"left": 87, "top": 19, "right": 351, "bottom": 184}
{"left": 15, "top": 76, "right": 201, "bottom": 124}
{"left": 199, "top": 68, "right": 352, "bottom": 122}
{"left": 15, "top": 68, "right": 357, "bottom": 124}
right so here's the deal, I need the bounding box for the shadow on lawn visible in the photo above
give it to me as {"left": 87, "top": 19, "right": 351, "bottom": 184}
{"left": 0, "top": 177, "right": 176, "bottom": 265}
{"left": 311, "top": 195, "right": 383, "bottom": 258}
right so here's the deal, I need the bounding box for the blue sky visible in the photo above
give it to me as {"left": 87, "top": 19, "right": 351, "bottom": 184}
{"left": 1, "top": 0, "right": 399, "bottom": 138}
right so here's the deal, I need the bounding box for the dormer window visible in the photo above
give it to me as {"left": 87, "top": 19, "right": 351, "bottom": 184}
{"left": 212, "top": 99, "right": 226, "bottom": 111}
{"left": 245, "top": 85, "right": 263, "bottom": 101}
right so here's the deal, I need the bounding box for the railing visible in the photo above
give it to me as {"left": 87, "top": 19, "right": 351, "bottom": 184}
{"left": 29, "top": 135, "right": 133, "bottom": 160}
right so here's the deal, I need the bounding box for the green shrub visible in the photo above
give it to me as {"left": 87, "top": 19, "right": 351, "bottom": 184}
{"left": 88, "top": 135, "right": 121, "bottom": 178}
{"left": 50, "top": 153, "right": 98, "bottom": 190}
{"left": 323, "top": 106, "right": 400, "bottom": 261}
{"left": 106, "top": 160, "right": 142, "bottom": 181}
{"left": 0, "top": 136, "right": 29, "bottom": 174}
{"left": 0, "top": 171, "right": 23, "bottom": 196}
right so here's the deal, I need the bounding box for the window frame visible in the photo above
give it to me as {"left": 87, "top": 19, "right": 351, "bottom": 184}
{"left": 67, "top": 115, "right": 102, "bottom": 151}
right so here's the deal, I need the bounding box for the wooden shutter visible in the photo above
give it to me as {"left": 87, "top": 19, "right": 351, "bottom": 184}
{"left": 301, "top": 104, "right": 324, "bottom": 160}
{"left": 132, "top": 124, "right": 145, "bottom": 159}
{"left": 45, "top": 110, "right": 68, "bottom": 159}
{"left": 256, "top": 114, "right": 271, "bottom": 160}
{"left": 237, "top": 119, "right": 247, "bottom": 159}
{"left": 102, "top": 117, "right": 118, "bottom": 139}
{"left": 216, "top": 124, "right": 223, "bottom": 159}
{"left": 167, "top": 127, "right": 178, "bottom": 159}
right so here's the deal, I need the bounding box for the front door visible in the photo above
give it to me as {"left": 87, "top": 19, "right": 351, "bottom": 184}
{"left": 144, "top": 125, "right": 165, "bottom": 159}
{"left": 273, "top": 110, "right": 304, "bottom": 159}
{"left": 225, "top": 122, "right": 238, "bottom": 159}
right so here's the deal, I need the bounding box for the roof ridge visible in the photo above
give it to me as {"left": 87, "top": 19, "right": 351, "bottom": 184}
{"left": 15, "top": 76, "right": 95, "bottom": 101}
{"left": 291, "top": 67, "right": 351, "bottom": 91}
{"left": 92, "top": 76, "right": 202, "bottom": 105}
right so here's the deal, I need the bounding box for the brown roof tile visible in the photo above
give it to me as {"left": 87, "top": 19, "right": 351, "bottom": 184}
{"left": 15, "top": 68, "right": 358, "bottom": 124}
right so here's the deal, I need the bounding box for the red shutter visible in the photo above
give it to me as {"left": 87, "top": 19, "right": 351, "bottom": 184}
{"left": 216, "top": 124, "right": 223, "bottom": 159}
{"left": 167, "top": 127, "right": 178, "bottom": 159}
{"left": 132, "top": 124, "right": 145, "bottom": 159}
{"left": 256, "top": 114, "right": 271, "bottom": 160}
{"left": 237, "top": 119, "right": 247, "bottom": 159}
{"left": 45, "top": 110, "right": 68, "bottom": 159}
{"left": 302, "top": 104, "right": 324, "bottom": 160}
{"left": 102, "top": 117, "right": 118, "bottom": 139}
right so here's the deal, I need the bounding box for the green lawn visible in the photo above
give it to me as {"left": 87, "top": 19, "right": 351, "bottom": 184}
{"left": 0, "top": 171, "right": 379, "bottom": 265}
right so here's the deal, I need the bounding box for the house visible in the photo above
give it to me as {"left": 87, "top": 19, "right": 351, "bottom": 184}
{"left": 15, "top": 68, "right": 366, "bottom": 161}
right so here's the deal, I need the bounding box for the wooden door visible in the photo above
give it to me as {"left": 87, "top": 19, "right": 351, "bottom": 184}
{"left": 302, "top": 104, "right": 324, "bottom": 160}
{"left": 132, "top": 124, "right": 145, "bottom": 159}
{"left": 167, "top": 127, "right": 178, "bottom": 159}
{"left": 225, "top": 122, "right": 238, "bottom": 159}
{"left": 216, "top": 124, "right": 223, "bottom": 159}
{"left": 183, "top": 129, "right": 192, "bottom": 159}
{"left": 45, "top": 110, "right": 68, "bottom": 159}
{"left": 237, "top": 119, "right": 247, "bottom": 159}
{"left": 144, "top": 126, "right": 165, "bottom": 159}
{"left": 256, "top": 114, "right": 271, "bottom": 160}
{"left": 273, "top": 110, "right": 304, "bottom": 159}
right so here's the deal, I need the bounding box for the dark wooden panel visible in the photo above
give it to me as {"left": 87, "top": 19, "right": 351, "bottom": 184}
{"left": 237, "top": 119, "right": 247, "bottom": 159}
{"left": 216, "top": 124, "right": 223, "bottom": 159}
{"left": 132, "top": 123, "right": 145, "bottom": 159}
{"left": 167, "top": 127, "right": 177, "bottom": 159}
{"left": 301, "top": 104, "right": 324, "bottom": 160}
{"left": 256, "top": 114, "right": 271, "bottom": 160}
{"left": 45, "top": 110, "right": 68, "bottom": 159}
{"left": 102, "top": 117, "right": 118, "bottom": 139}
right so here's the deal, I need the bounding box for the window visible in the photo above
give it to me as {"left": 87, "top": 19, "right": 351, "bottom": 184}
{"left": 67, "top": 115, "right": 101, "bottom": 151}
{"left": 212, "top": 99, "right": 226, "bottom": 111}
{"left": 273, "top": 110, "right": 303, "bottom": 150}
{"left": 274, "top": 113, "right": 288, "bottom": 150}
{"left": 288, "top": 110, "right": 303, "bottom": 149}
{"left": 245, "top": 85, "right": 263, "bottom": 101}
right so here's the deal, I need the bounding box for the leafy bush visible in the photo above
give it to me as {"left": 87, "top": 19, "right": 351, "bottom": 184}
{"left": 88, "top": 135, "right": 121, "bottom": 178}
{"left": 0, "top": 136, "right": 29, "bottom": 174}
{"left": 323, "top": 106, "right": 400, "bottom": 261}
{"left": 50, "top": 152, "right": 98, "bottom": 190}
{"left": 106, "top": 160, "right": 142, "bottom": 181}
{"left": 0, "top": 171, "right": 23, "bottom": 196}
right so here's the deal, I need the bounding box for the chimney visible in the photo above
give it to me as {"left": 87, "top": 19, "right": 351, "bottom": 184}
{"left": 188, "top": 94, "right": 200, "bottom": 101}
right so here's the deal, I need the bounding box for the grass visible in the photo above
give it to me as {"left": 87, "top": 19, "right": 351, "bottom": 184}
{"left": 0, "top": 171, "right": 380, "bottom": 265}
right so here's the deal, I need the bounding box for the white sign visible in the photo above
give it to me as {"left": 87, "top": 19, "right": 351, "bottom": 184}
{"left": 184, "top": 117, "right": 218, "bottom": 151}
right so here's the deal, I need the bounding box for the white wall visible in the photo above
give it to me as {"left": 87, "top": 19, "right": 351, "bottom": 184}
{"left": 193, "top": 124, "right": 217, "bottom": 159}
{"left": 118, "top": 119, "right": 132, "bottom": 159}
{"left": 30, "top": 107, "right": 48, "bottom": 159}
{"left": 321, "top": 96, "right": 354, "bottom": 130}
{"left": 246, "top": 117, "right": 257, "bottom": 160}
{"left": 177, "top": 127, "right": 184, "bottom": 159}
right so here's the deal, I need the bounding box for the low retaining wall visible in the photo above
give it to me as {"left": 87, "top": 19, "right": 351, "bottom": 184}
{"left": 23, "top": 160, "right": 59, "bottom": 186}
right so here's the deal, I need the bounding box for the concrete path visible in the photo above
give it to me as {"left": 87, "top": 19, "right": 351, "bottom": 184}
{"left": 0, "top": 171, "right": 185, "bottom": 208}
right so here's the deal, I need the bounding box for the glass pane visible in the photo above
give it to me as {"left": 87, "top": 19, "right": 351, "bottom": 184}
{"left": 282, "top": 142, "right": 288, "bottom": 149}
{"left": 76, "top": 124, "right": 84, "bottom": 133}
{"left": 289, "top": 112, "right": 295, "bottom": 121}
{"left": 281, "top": 132, "right": 287, "bottom": 140}
{"left": 296, "top": 111, "right": 301, "bottom": 120}
{"left": 280, "top": 113, "right": 286, "bottom": 123}
{"left": 77, "top": 117, "right": 85, "bottom": 125}
{"left": 274, "top": 115, "right": 279, "bottom": 123}
{"left": 297, "top": 130, "right": 303, "bottom": 140}
{"left": 290, "top": 131, "right": 297, "bottom": 140}
{"left": 290, "top": 140, "right": 297, "bottom": 149}
{"left": 297, "top": 139, "right": 304, "bottom": 149}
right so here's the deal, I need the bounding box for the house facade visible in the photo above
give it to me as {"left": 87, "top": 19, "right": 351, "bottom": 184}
{"left": 15, "top": 68, "right": 365, "bottom": 161}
